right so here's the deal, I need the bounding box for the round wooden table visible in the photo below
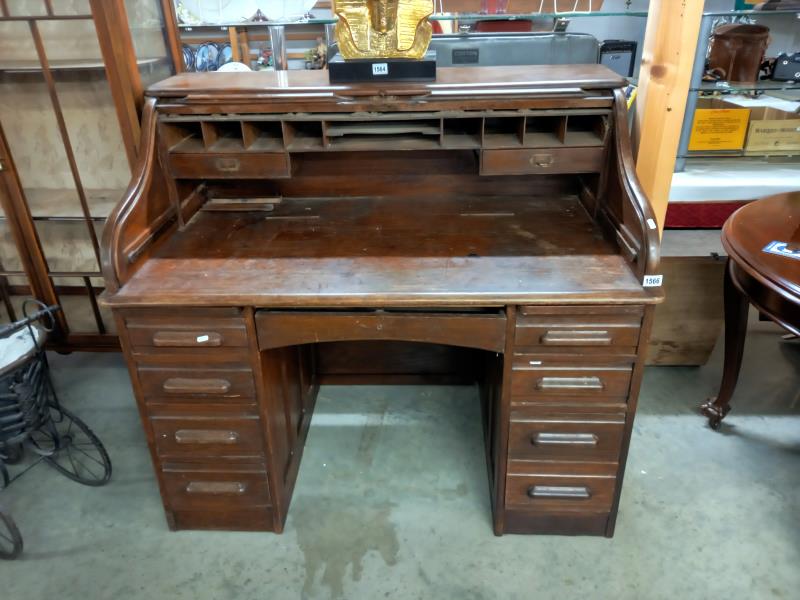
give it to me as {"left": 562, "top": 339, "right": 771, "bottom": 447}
{"left": 701, "top": 191, "right": 800, "bottom": 429}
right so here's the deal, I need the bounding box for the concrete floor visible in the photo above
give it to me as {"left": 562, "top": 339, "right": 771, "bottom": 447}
{"left": 2, "top": 314, "right": 798, "bottom": 599}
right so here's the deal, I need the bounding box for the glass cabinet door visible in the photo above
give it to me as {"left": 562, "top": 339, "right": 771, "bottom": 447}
{"left": 0, "top": 0, "right": 176, "bottom": 347}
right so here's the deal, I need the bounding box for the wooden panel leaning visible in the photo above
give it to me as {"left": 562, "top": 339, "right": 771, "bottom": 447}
{"left": 101, "top": 65, "right": 662, "bottom": 536}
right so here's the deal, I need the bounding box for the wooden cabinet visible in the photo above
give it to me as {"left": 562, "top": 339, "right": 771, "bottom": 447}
{"left": 0, "top": 0, "right": 178, "bottom": 349}
{"left": 103, "top": 65, "right": 662, "bottom": 536}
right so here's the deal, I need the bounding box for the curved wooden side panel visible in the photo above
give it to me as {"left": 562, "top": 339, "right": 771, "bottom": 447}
{"left": 605, "top": 89, "right": 661, "bottom": 280}
{"left": 102, "top": 98, "right": 174, "bottom": 294}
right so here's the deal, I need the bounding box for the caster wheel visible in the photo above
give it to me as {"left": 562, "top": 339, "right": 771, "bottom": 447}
{"left": 2, "top": 443, "right": 23, "bottom": 465}
{"left": 0, "top": 507, "right": 22, "bottom": 560}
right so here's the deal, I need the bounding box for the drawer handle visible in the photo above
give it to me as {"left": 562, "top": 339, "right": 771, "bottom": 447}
{"left": 532, "top": 432, "right": 598, "bottom": 446}
{"left": 162, "top": 377, "right": 232, "bottom": 395}
{"left": 174, "top": 429, "right": 239, "bottom": 445}
{"left": 530, "top": 153, "right": 553, "bottom": 168}
{"left": 541, "top": 330, "right": 612, "bottom": 346}
{"left": 185, "top": 481, "right": 247, "bottom": 495}
{"left": 152, "top": 331, "right": 223, "bottom": 347}
{"left": 215, "top": 157, "right": 241, "bottom": 172}
{"left": 527, "top": 485, "right": 591, "bottom": 500}
{"left": 537, "top": 376, "right": 604, "bottom": 391}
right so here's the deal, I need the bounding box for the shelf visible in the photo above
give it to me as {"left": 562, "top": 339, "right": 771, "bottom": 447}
{"left": 178, "top": 18, "right": 335, "bottom": 29}
{"left": 176, "top": 10, "right": 648, "bottom": 29}
{"left": 692, "top": 81, "right": 800, "bottom": 93}
{"left": 5, "top": 188, "right": 124, "bottom": 220}
{"left": 703, "top": 9, "right": 800, "bottom": 16}
{"left": 0, "top": 57, "right": 165, "bottom": 74}
{"left": 430, "top": 11, "right": 648, "bottom": 20}
{"left": 670, "top": 158, "right": 800, "bottom": 203}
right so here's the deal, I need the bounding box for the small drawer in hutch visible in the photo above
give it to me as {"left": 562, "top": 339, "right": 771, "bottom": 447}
{"left": 168, "top": 153, "right": 291, "bottom": 179}
{"left": 480, "top": 147, "right": 604, "bottom": 176}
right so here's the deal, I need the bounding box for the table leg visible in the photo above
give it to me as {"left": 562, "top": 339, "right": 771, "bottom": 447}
{"left": 701, "top": 259, "right": 750, "bottom": 429}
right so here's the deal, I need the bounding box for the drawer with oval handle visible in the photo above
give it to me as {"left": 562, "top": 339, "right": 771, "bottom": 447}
{"left": 515, "top": 306, "right": 643, "bottom": 351}
{"left": 160, "top": 463, "right": 270, "bottom": 511}
{"left": 137, "top": 366, "right": 256, "bottom": 401}
{"left": 505, "top": 461, "right": 617, "bottom": 513}
{"left": 508, "top": 412, "right": 625, "bottom": 461}
{"left": 168, "top": 152, "right": 291, "bottom": 179}
{"left": 480, "top": 147, "right": 604, "bottom": 176}
{"left": 151, "top": 416, "right": 264, "bottom": 458}
{"left": 127, "top": 323, "right": 248, "bottom": 350}
{"left": 511, "top": 358, "right": 633, "bottom": 400}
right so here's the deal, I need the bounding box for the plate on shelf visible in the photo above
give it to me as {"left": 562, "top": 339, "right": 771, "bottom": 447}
{"left": 195, "top": 42, "right": 220, "bottom": 72}
{"left": 217, "top": 43, "right": 234, "bottom": 69}
{"left": 182, "top": 45, "right": 196, "bottom": 72}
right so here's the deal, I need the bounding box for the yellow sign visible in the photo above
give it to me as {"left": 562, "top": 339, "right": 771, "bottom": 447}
{"left": 688, "top": 108, "right": 751, "bottom": 152}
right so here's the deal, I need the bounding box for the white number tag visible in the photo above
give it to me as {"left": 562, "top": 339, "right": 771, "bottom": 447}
{"left": 372, "top": 63, "right": 389, "bottom": 76}
{"left": 643, "top": 274, "right": 663, "bottom": 288}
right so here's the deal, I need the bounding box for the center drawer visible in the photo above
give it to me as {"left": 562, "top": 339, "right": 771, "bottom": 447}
{"left": 151, "top": 415, "right": 265, "bottom": 459}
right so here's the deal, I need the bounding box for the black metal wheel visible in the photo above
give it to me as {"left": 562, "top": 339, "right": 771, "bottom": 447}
{"left": 0, "top": 506, "right": 22, "bottom": 560}
{"left": 2, "top": 443, "right": 24, "bottom": 465}
{"left": 42, "top": 405, "right": 111, "bottom": 487}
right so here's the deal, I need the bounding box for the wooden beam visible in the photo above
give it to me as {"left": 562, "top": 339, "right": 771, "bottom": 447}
{"left": 90, "top": 0, "right": 141, "bottom": 168}
{"left": 633, "top": 0, "right": 704, "bottom": 235}
{"left": 160, "top": 0, "right": 184, "bottom": 74}
{"left": 229, "top": 27, "right": 240, "bottom": 62}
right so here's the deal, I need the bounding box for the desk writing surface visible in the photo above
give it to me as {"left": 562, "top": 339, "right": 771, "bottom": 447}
{"left": 108, "top": 196, "right": 652, "bottom": 306}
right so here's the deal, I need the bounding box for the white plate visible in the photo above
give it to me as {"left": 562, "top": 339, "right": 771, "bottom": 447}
{"left": 258, "top": 0, "right": 317, "bottom": 21}
{"left": 179, "top": 1, "right": 259, "bottom": 24}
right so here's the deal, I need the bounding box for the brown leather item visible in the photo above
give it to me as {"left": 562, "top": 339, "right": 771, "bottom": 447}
{"left": 707, "top": 23, "right": 770, "bottom": 83}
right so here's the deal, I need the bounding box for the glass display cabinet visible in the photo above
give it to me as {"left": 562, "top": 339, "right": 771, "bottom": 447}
{"left": 0, "top": 0, "right": 178, "bottom": 350}
{"left": 173, "top": 0, "right": 649, "bottom": 73}
{"left": 669, "top": 0, "right": 800, "bottom": 227}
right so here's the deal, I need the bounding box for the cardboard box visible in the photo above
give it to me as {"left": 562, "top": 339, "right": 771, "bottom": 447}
{"left": 744, "top": 106, "right": 800, "bottom": 155}
{"left": 688, "top": 98, "right": 751, "bottom": 152}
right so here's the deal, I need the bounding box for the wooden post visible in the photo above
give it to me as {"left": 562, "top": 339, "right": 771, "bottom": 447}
{"left": 633, "top": 0, "right": 705, "bottom": 234}
{"left": 229, "top": 27, "right": 241, "bottom": 62}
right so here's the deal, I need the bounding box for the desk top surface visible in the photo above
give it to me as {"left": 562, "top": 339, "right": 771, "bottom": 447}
{"left": 107, "top": 195, "right": 654, "bottom": 307}
{"left": 146, "top": 65, "right": 626, "bottom": 98}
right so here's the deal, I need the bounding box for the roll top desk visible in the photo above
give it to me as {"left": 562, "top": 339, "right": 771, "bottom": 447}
{"left": 102, "top": 65, "right": 662, "bottom": 536}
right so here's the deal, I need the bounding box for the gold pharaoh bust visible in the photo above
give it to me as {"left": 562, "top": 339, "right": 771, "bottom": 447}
{"left": 334, "top": 0, "right": 434, "bottom": 60}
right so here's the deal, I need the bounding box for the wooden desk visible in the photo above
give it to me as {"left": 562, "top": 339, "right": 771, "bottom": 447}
{"left": 701, "top": 192, "right": 800, "bottom": 429}
{"left": 102, "top": 65, "right": 662, "bottom": 536}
